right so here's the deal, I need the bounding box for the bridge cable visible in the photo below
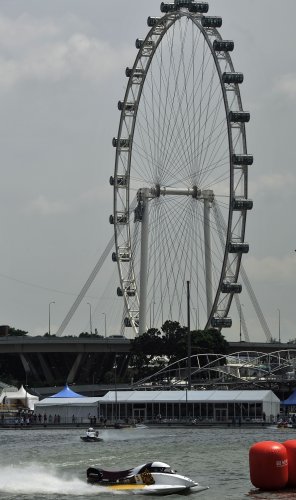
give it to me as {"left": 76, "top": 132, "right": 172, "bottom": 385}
{"left": 56, "top": 234, "right": 115, "bottom": 336}
{"left": 56, "top": 196, "right": 137, "bottom": 337}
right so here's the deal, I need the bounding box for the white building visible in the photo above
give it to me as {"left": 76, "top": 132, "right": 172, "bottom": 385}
{"left": 34, "top": 389, "right": 280, "bottom": 424}
{"left": 98, "top": 390, "right": 279, "bottom": 423}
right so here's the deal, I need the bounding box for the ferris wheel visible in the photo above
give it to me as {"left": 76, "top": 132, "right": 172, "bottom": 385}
{"left": 110, "top": 0, "right": 253, "bottom": 336}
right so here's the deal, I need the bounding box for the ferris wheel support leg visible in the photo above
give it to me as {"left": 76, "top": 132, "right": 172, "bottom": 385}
{"left": 139, "top": 199, "right": 149, "bottom": 334}
{"left": 204, "top": 198, "right": 213, "bottom": 318}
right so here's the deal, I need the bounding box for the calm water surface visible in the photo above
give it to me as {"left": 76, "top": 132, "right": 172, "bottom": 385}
{"left": 0, "top": 426, "right": 296, "bottom": 499}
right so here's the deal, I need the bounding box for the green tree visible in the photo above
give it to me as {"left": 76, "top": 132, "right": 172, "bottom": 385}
{"left": 129, "top": 321, "right": 228, "bottom": 381}
{"left": 8, "top": 327, "right": 28, "bottom": 336}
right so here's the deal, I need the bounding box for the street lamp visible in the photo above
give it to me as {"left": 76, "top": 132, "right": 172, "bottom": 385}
{"left": 113, "top": 356, "right": 118, "bottom": 423}
{"left": 239, "top": 303, "right": 244, "bottom": 342}
{"left": 187, "top": 280, "right": 191, "bottom": 390}
{"left": 49, "top": 301, "right": 55, "bottom": 336}
{"left": 102, "top": 312, "right": 107, "bottom": 337}
{"left": 87, "top": 302, "right": 93, "bottom": 334}
{"left": 277, "top": 308, "right": 281, "bottom": 343}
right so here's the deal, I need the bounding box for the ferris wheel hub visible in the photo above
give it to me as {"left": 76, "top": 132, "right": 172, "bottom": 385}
{"left": 137, "top": 185, "right": 214, "bottom": 201}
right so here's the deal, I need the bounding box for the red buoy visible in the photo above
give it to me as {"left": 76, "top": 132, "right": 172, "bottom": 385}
{"left": 283, "top": 440, "right": 296, "bottom": 486}
{"left": 249, "top": 441, "right": 288, "bottom": 490}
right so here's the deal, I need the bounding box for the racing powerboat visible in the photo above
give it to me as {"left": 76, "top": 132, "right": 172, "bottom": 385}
{"left": 80, "top": 435, "right": 103, "bottom": 442}
{"left": 81, "top": 427, "right": 103, "bottom": 442}
{"left": 86, "top": 461, "right": 208, "bottom": 494}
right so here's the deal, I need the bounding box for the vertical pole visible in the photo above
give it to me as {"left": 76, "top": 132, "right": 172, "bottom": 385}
{"left": 102, "top": 313, "right": 107, "bottom": 337}
{"left": 204, "top": 197, "right": 213, "bottom": 318}
{"left": 87, "top": 302, "right": 92, "bottom": 334}
{"left": 187, "top": 280, "right": 191, "bottom": 390}
{"left": 49, "top": 301, "right": 55, "bottom": 336}
{"left": 239, "top": 304, "right": 242, "bottom": 342}
{"left": 139, "top": 198, "right": 149, "bottom": 334}
{"left": 114, "top": 357, "right": 117, "bottom": 423}
{"left": 278, "top": 309, "right": 281, "bottom": 343}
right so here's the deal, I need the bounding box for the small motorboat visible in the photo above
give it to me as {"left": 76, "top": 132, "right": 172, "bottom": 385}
{"left": 80, "top": 435, "right": 103, "bottom": 442}
{"left": 81, "top": 427, "right": 103, "bottom": 442}
{"left": 87, "top": 461, "right": 208, "bottom": 495}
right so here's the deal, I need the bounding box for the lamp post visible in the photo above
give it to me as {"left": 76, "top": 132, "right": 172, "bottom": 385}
{"left": 114, "top": 356, "right": 118, "bottom": 423}
{"left": 102, "top": 312, "right": 107, "bottom": 337}
{"left": 48, "top": 301, "right": 55, "bottom": 336}
{"left": 277, "top": 308, "right": 281, "bottom": 343}
{"left": 239, "top": 303, "right": 244, "bottom": 342}
{"left": 87, "top": 302, "right": 92, "bottom": 334}
{"left": 187, "top": 280, "right": 191, "bottom": 390}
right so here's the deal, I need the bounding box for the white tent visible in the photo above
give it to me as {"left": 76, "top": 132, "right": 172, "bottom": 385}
{"left": 98, "top": 390, "right": 280, "bottom": 423}
{"left": 0, "top": 385, "right": 39, "bottom": 410}
{"left": 35, "top": 396, "right": 100, "bottom": 423}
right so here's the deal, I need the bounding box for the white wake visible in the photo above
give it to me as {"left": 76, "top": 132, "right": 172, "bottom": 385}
{"left": 0, "top": 463, "right": 105, "bottom": 496}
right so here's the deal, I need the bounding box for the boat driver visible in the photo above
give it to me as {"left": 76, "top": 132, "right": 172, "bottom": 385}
{"left": 86, "top": 427, "right": 96, "bottom": 437}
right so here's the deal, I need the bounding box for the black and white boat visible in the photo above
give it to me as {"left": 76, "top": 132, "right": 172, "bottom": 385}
{"left": 80, "top": 427, "right": 103, "bottom": 442}
{"left": 87, "top": 461, "right": 208, "bottom": 494}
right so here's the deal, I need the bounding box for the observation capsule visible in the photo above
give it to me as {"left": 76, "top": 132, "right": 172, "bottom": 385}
{"left": 110, "top": 213, "right": 128, "bottom": 225}
{"left": 117, "top": 287, "right": 123, "bottom": 297}
{"left": 232, "top": 198, "right": 253, "bottom": 211}
{"left": 229, "top": 111, "right": 250, "bottom": 123}
{"left": 213, "top": 39, "right": 234, "bottom": 52}
{"left": 211, "top": 317, "right": 232, "bottom": 328}
{"left": 116, "top": 213, "right": 128, "bottom": 225}
{"left": 124, "top": 317, "right": 139, "bottom": 328}
{"left": 112, "top": 137, "right": 130, "bottom": 148}
{"left": 228, "top": 242, "right": 249, "bottom": 253}
{"left": 221, "top": 282, "right": 242, "bottom": 294}
{"left": 135, "top": 38, "right": 155, "bottom": 49}
{"left": 111, "top": 252, "right": 117, "bottom": 262}
{"left": 118, "top": 101, "right": 135, "bottom": 112}
{"left": 118, "top": 251, "right": 130, "bottom": 262}
{"left": 232, "top": 154, "right": 253, "bottom": 165}
{"left": 124, "top": 317, "right": 132, "bottom": 327}
{"left": 147, "top": 16, "right": 161, "bottom": 27}
{"left": 160, "top": 2, "right": 175, "bottom": 12}
{"left": 174, "top": 0, "right": 190, "bottom": 7}
{"left": 136, "top": 38, "right": 143, "bottom": 49}
{"left": 222, "top": 72, "right": 244, "bottom": 84}
{"left": 125, "top": 67, "right": 145, "bottom": 78}
{"left": 201, "top": 16, "right": 222, "bottom": 28}
{"left": 110, "top": 175, "right": 127, "bottom": 187}
{"left": 188, "top": 2, "right": 209, "bottom": 13}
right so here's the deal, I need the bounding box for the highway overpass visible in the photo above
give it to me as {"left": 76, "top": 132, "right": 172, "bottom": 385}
{"left": 0, "top": 336, "right": 130, "bottom": 387}
{"left": 0, "top": 336, "right": 292, "bottom": 387}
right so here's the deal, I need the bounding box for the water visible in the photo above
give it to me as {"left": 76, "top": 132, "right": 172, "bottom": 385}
{"left": 0, "top": 426, "right": 296, "bottom": 499}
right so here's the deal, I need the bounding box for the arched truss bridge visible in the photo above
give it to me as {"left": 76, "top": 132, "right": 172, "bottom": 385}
{"left": 132, "top": 350, "right": 296, "bottom": 391}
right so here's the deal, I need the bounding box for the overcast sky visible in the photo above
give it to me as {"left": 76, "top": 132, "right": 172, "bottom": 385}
{"left": 0, "top": 0, "right": 295, "bottom": 342}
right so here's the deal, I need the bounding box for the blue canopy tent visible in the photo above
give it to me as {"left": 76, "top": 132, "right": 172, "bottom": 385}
{"left": 282, "top": 390, "right": 296, "bottom": 406}
{"left": 35, "top": 385, "right": 100, "bottom": 423}
{"left": 49, "top": 384, "right": 85, "bottom": 398}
